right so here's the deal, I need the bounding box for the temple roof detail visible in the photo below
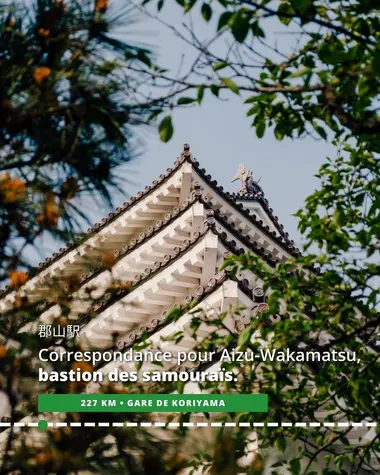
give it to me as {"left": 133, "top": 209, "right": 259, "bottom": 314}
{"left": 231, "top": 163, "right": 264, "bottom": 199}
{"left": 0, "top": 144, "right": 298, "bottom": 304}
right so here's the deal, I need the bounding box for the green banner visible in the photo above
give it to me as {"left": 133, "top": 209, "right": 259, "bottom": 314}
{"left": 38, "top": 394, "right": 268, "bottom": 413}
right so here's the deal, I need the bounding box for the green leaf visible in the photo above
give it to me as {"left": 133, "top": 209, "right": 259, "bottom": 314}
{"left": 245, "top": 96, "right": 258, "bottom": 104}
{"left": 220, "top": 77, "right": 240, "bottom": 95}
{"left": 251, "top": 20, "right": 265, "bottom": 38}
{"left": 201, "top": 3, "right": 212, "bottom": 21}
{"left": 357, "top": 78, "right": 370, "bottom": 97}
{"left": 148, "top": 109, "right": 162, "bottom": 121}
{"left": 312, "top": 122, "right": 328, "bottom": 140}
{"left": 157, "top": 0, "right": 164, "bottom": 11}
{"left": 288, "top": 67, "right": 312, "bottom": 78}
{"left": 99, "top": 60, "right": 119, "bottom": 75}
{"left": 136, "top": 50, "right": 152, "bottom": 67}
{"left": 159, "top": 115, "right": 174, "bottom": 142}
{"left": 277, "top": 3, "right": 295, "bottom": 25}
{"left": 275, "top": 436, "right": 287, "bottom": 452}
{"left": 247, "top": 104, "right": 259, "bottom": 116}
{"left": 184, "top": 0, "right": 197, "bottom": 12}
{"left": 271, "top": 461, "right": 285, "bottom": 468}
{"left": 230, "top": 11, "right": 250, "bottom": 43}
{"left": 210, "top": 85, "right": 220, "bottom": 97}
{"left": 274, "top": 127, "right": 284, "bottom": 141}
{"left": 197, "top": 85, "right": 206, "bottom": 103}
{"left": 238, "top": 326, "right": 251, "bottom": 347}
{"left": 177, "top": 97, "right": 196, "bottom": 105}
{"left": 289, "top": 458, "right": 301, "bottom": 474}
{"left": 292, "top": 0, "right": 311, "bottom": 12}
{"left": 213, "top": 61, "right": 228, "bottom": 71}
{"left": 177, "top": 380, "right": 185, "bottom": 394}
{"left": 334, "top": 455, "right": 344, "bottom": 470}
{"left": 256, "top": 120, "right": 266, "bottom": 138}
{"left": 217, "top": 11, "right": 233, "bottom": 31}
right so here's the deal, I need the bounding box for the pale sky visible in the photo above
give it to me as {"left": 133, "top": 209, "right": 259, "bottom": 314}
{"left": 30, "top": 1, "right": 335, "bottom": 264}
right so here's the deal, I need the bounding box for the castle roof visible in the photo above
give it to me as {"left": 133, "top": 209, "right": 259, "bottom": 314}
{"left": 0, "top": 144, "right": 298, "bottom": 308}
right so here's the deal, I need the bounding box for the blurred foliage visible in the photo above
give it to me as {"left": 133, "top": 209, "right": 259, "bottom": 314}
{"left": 0, "top": 1, "right": 187, "bottom": 473}
{"left": 0, "top": 0, "right": 162, "bottom": 280}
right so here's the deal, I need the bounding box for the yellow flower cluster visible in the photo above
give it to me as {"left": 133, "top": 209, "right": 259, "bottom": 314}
{"left": 0, "top": 173, "right": 26, "bottom": 203}
{"left": 96, "top": 0, "right": 109, "bottom": 13}
{"left": 38, "top": 28, "right": 50, "bottom": 36}
{"left": 9, "top": 270, "right": 28, "bottom": 289}
{"left": 33, "top": 66, "right": 51, "bottom": 85}
{"left": 0, "top": 345, "right": 7, "bottom": 358}
{"left": 37, "top": 194, "right": 60, "bottom": 227}
{"left": 55, "top": 0, "right": 66, "bottom": 8}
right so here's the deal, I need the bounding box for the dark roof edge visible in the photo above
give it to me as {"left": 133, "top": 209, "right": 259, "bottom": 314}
{"left": 231, "top": 192, "right": 289, "bottom": 240}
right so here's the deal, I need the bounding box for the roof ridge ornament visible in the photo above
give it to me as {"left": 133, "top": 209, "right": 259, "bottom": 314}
{"left": 182, "top": 143, "right": 192, "bottom": 159}
{"left": 231, "top": 163, "right": 264, "bottom": 198}
{"left": 175, "top": 143, "right": 193, "bottom": 166}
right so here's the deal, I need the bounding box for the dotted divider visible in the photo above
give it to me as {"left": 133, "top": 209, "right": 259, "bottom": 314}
{"left": 0, "top": 421, "right": 377, "bottom": 430}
